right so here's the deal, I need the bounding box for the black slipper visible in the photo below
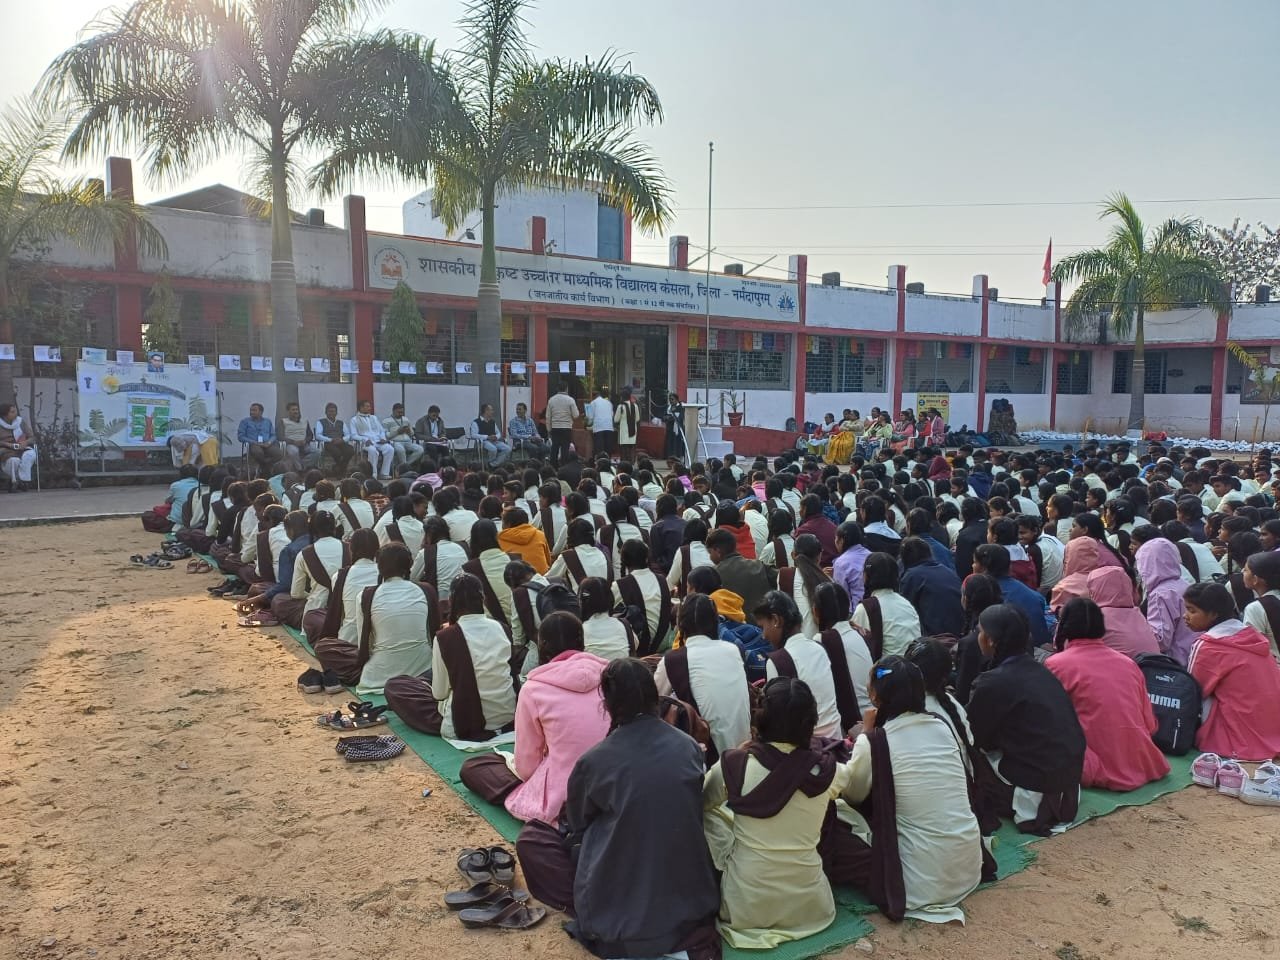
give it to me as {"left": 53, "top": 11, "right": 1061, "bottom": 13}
{"left": 444, "top": 883, "right": 530, "bottom": 910}
{"left": 458, "top": 894, "right": 546, "bottom": 930}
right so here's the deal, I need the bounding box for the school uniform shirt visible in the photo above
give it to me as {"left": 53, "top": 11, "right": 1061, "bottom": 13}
{"left": 237, "top": 510, "right": 259, "bottom": 555}
{"left": 582, "top": 613, "right": 632, "bottom": 661}
{"left": 531, "top": 504, "right": 568, "bottom": 552}
{"left": 311, "top": 498, "right": 339, "bottom": 525}
{"left": 410, "top": 540, "right": 469, "bottom": 601}
{"left": 355, "top": 578, "right": 432, "bottom": 697}
{"left": 666, "top": 541, "right": 712, "bottom": 592}
{"left": 765, "top": 633, "right": 841, "bottom": 738}
{"left": 703, "top": 744, "right": 855, "bottom": 949}
{"left": 374, "top": 512, "right": 425, "bottom": 550}
{"left": 442, "top": 507, "right": 479, "bottom": 545}
{"left": 1188, "top": 619, "right": 1280, "bottom": 761}
{"left": 548, "top": 543, "right": 610, "bottom": 590}
{"left": 602, "top": 521, "right": 645, "bottom": 576}
{"left": 759, "top": 534, "right": 795, "bottom": 570}
{"left": 335, "top": 558, "right": 381, "bottom": 644}
{"left": 828, "top": 621, "right": 874, "bottom": 714}
{"left": 1180, "top": 537, "right": 1225, "bottom": 583}
{"left": 610, "top": 568, "right": 665, "bottom": 643}
{"left": 845, "top": 713, "right": 984, "bottom": 924}
{"left": 924, "top": 693, "right": 973, "bottom": 761}
{"left": 1013, "top": 494, "right": 1041, "bottom": 517}
{"left": 655, "top": 633, "right": 752, "bottom": 757}
{"left": 334, "top": 498, "right": 376, "bottom": 537}
{"left": 205, "top": 495, "right": 231, "bottom": 537}
{"left": 476, "top": 547, "right": 518, "bottom": 637}
{"left": 290, "top": 535, "right": 347, "bottom": 616}
{"left": 1035, "top": 533, "right": 1066, "bottom": 589}
{"left": 791, "top": 568, "right": 822, "bottom": 638}
{"left": 299, "top": 489, "right": 317, "bottom": 512}
{"left": 268, "top": 525, "right": 291, "bottom": 580}
{"left": 853, "top": 589, "right": 922, "bottom": 659}
{"left": 742, "top": 508, "right": 769, "bottom": 556}
{"left": 431, "top": 613, "right": 517, "bottom": 740}
{"left": 1242, "top": 589, "right": 1280, "bottom": 664}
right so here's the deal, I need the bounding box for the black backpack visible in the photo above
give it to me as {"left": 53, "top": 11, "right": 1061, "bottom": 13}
{"left": 534, "top": 582, "right": 581, "bottom": 621}
{"left": 1136, "top": 653, "right": 1202, "bottom": 756}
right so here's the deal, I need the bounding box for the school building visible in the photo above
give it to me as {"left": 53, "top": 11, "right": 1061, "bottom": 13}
{"left": 12, "top": 156, "right": 1280, "bottom": 455}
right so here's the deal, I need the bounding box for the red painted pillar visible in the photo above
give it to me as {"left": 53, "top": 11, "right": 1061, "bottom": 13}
{"left": 790, "top": 254, "right": 808, "bottom": 428}
{"left": 1209, "top": 309, "right": 1230, "bottom": 437}
{"left": 621, "top": 212, "right": 633, "bottom": 263}
{"left": 669, "top": 236, "right": 689, "bottom": 270}
{"left": 107, "top": 157, "right": 144, "bottom": 351}
{"left": 531, "top": 309, "right": 549, "bottom": 414}
{"left": 345, "top": 195, "right": 374, "bottom": 405}
{"left": 529, "top": 215, "right": 546, "bottom": 255}
{"left": 1047, "top": 281, "right": 1062, "bottom": 429}
{"left": 974, "top": 274, "right": 989, "bottom": 432}
{"left": 888, "top": 265, "right": 906, "bottom": 417}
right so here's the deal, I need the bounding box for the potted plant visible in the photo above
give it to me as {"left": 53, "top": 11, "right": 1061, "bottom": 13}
{"left": 725, "top": 390, "right": 744, "bottom": 427}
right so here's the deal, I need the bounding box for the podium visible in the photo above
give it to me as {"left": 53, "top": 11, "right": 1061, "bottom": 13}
{"left": 680, "top": 403, "right": 708, "bottom": 467}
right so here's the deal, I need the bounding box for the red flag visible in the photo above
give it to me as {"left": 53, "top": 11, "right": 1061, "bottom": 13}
{"left": 1042, "top": 238, "right": 1053, "bottom": 287}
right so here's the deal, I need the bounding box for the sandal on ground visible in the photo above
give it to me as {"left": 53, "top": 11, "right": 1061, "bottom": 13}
{"left": 348, "top": 701, "right": 389, "bottom": 725}
{"left": 130, "top": 555, "right": 149, "bottom": 567}
{"left": 237, "top": 612, "right": 279, "bottom": 628}
{"left": 297, "top": 668, "right": 324, "bottom": 694}
{"left": 457, "top": 895, "right": 546, "bottom": 930}
{"left": 163, "top": 544, "right": 193, "bottom": 559}
{"left": 457, "top": 848, "right": 495, "bottom": 885}
{"left": 233, "top": 600, "right": 260, "bottom": 616}
{"left": 188, "top": 559, "right": 214, "bottom": 574}
{"left": 486, "top": 846, "right": 516, "bottom": 885}
{"left": 334, "top": 734, "right": 382, "bottom": 754}
{"left": 445, "top": 883, "right": 530, "bottom": 910}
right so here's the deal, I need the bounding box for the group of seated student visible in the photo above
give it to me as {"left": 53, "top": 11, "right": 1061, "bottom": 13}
{"left": 171, "top": 435, "right": 1280, "bottom": 952}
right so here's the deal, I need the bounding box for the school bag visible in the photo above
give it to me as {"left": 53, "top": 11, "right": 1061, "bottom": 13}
{"left": 1135, "top": 653, "right": 1202, "bottom": 756}
{"left": 718, "top": 618, "right": 771, "bottom": 682}
{"left": 658, "top": 693, "right": 712, "bottom": 758}
{"left": 141, "top": 508, "right": 173, "bottom": 534}
{"left": 535, "top": 582, "right": 581, "bottom": 621}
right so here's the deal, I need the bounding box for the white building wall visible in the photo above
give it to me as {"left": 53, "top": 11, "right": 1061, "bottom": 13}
{"left": 986, "top": 393, "right": 1052, "bottom": 431}
{"left": 804, "top": 285, "right": 898, "bottom": 331}
{"left": 689, "top": 388, "right": 793, "bottom": 430}
{"left": 988, "top": 301, "right": 1054, "bottom": 342}
{"left": 1227, "top": 303, "right": 1280, "bottom": 341}
{"left": 905, "top": 293, "right": 979, "bottom": 336}
{"left": 403, "top": 185, "right": 602, "bottom": 258}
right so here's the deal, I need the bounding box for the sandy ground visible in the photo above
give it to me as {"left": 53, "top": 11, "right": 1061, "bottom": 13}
{"left": 2, "top": 519, "right": 1277, "bottom": 960}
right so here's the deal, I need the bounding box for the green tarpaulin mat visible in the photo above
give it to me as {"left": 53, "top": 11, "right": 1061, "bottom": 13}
{"left": 280, "top": 624, "right": 1194, "bottom": 959}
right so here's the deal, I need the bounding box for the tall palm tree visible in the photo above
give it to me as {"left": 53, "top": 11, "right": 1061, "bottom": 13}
{"left": 0, "top": 97, "right": 165, "bottom": 406}
{"left": 1053, "top": 193, "right": 1229, "bottom": 433}
{"left": 44, "top": 0, "right": 452, "bottom": 412}
{"left": 316, "top": 0, "right": 672, "bottom": 418}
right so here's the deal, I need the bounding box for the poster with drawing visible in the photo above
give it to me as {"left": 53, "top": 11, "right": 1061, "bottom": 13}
{"left": 76, "top": 360, "right": 219, "bottom": 449}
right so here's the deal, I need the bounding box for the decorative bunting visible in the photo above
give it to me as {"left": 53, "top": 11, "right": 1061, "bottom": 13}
{"left": 848, "top": 338, "right": 861, "bottom": 356}
{"left": 501, "top": 317, "right": 513, "bottom": 340}
{"left": 865, "top": 339, "right": 884, "bottom": 358}
{"left": 688, "top": 329, "right": 700, "bottom": 348}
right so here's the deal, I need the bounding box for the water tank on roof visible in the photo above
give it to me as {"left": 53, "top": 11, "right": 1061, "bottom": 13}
{"left": 307, "top": 208, "right": 325, "bottom": 227}
{"left": 988, "top": 287, "right": 999, "bottom": 301}
{"left": 1256, "top": 284, "right": 1271, "bottom": 304}
{"left": 821, "top": 272, "right": 841, "bottom": 286}
{"left": 724, "top": 263, "right": 744, "bottom": 275}
{"left": 906, "top": 282, "right": 925, "bottom": 294}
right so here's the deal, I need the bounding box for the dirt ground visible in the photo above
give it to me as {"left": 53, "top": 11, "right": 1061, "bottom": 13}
{"left": 2, "top": 518, "right": 1277, "bottom": 960}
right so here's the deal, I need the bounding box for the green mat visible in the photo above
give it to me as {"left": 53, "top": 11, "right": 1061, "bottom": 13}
{"left": 281, "top": 623, "right": 1193, "bottom": 959}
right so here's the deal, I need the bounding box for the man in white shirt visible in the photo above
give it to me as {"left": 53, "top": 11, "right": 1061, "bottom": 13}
{"left": 585, "top": 386, "right": 615, "bottom": 460}
{"left": 382, "top": 402, "right": 424, "bottom": 469}
{"left": 349, "top": 399, "right": 395, "bottom": 479}
{"left": 544, "top": 381, "right": 580, "bottom": 466}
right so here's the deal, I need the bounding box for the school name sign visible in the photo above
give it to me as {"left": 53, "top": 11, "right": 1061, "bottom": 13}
{"left": 367, "top": 234, "right": 799, "bottom": 324}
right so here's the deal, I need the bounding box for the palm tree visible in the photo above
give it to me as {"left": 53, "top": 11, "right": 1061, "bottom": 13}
{"left": 0, "top": 97, "right": 165, "bottom": 406}
{"left": 44, "top": 0, "right": 452, "bottom": 413}
{"left": 315, "top": 0, "right": 672, "bottom": 418}
{"left": 1053, "top": 193, "right": 1229, "bottom": 433}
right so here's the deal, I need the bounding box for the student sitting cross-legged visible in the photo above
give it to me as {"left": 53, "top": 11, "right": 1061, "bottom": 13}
{"left": 459, "top": 612, "right": 610, "bottom": 822}
{"left": 384, "top": 572, "right": 516, "bottom": 741}
{"left": 306, "top": 529, "right": 381, "bottom": 652}
{"left": 311, "top": 542, "right": 432, "bottom": 697}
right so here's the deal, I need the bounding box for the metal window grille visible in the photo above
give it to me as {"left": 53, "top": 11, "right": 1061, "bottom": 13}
{"left": 686, "top": 333, "right": 791, "bottom": 389}
{"left": 983, "top": 347, "right": 1046, "bottom": 393}
{"left": 902, "top": 341, "right": 974, "bottom": 392}
{"left": 1112, "top": 351, "right": 1169, "bottom": 395}
{"left": 1054, "top": 352, "right": 1092, "bottom": 394}
{"left": 802, "top": 337, "right": 887, "bottom": 392}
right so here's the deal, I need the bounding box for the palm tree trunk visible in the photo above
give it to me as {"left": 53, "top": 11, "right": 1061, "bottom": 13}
{"left": 268, "top": 135, "right": 300, "bottom": 417}
{"left": 475, "top": 185, "right": 501, "bottom": 421}
{"left": 1127, "top": 305, "right": 1146, "bottom": 435}
{"left": 0, "top": 271, "right": 13, "bottom": 407}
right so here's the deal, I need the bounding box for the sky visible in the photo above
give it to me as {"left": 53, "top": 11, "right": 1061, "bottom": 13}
{"left": 4, "top": 0, "right": 1280, "bottom": 300}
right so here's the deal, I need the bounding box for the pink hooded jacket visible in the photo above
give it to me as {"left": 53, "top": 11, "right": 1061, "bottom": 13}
{"left": 1088, "top": 566, "right": 1159, "bottom": 658}
{"left": 505, "top": 650, "right": 610, "bottom": 823}
{"left": 1051, "top": 537, "right": 1125, "bottom": 611}
{"left": 1134, "top": 538, "right": 1198, "bottom": 665}
{"left": 1189, "top": 621, "right": 1280, "bottom": 761}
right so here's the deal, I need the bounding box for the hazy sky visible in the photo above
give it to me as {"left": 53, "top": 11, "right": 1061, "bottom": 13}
{"left": 5, "top": 0, "right": 1279, "bottom": 299}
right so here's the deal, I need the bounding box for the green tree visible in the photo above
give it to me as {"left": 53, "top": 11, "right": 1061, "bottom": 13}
{"left": 44, "top": 0, "right": 451, "bottom": 414}
{"left": 381, "top": 280, "right": 423, "bottom": 407}
{"left": 315, "top": 0, "right": 672, "bottom": 417}
{"left": 143, "top": 270, "right": 183, "bottom": 360}
{"left": 1052, "top": 193, "right": 1230, "bottom": 433}
{"left": 0, "top": 97, "right": 164, "bottom": 405}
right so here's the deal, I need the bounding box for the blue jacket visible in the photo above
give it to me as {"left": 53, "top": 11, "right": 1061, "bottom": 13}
{"left": 921, "top": 535, "right": 953, "bottom": 569}
{"left": 899, "top": 560, "right": 964, "bottom": 637}
{"left": 996, "top": 574, "right": 1051, "bottom": 648}
{"left": 264, "top": 534, "right": 311, "bottom": 600}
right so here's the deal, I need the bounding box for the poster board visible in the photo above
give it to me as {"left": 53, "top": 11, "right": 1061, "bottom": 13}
{"left": 76, "top": 359, "right": 219, "bottom": 449}
{"left": 916, "top": 391, "right": 950, "bottom": 424}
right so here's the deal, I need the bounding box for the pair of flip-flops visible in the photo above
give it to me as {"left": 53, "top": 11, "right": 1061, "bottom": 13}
{"left": 449, "top": 847, "right": 545, "bottom": 929}
{"left": 163, "top": 544, "right": 193, "bottom": 560}
{"left": 316, "top": 701, "right": 389, "bottom": 729}
{"left": 334, "top": 734, "right": 404, "bottom": 762}
{"left": 130, "top": 554, "right": 173, "bottom": 569}
{"left": 188, "top": 558, "right": 214, "bottom": 574}
{"left": 237, "top": 609, "right": 279, "bottom": 627}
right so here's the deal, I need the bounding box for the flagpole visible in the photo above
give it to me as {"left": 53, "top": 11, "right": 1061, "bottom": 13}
{"left": 703, "top": 141, "right": 714, "bottom": 425}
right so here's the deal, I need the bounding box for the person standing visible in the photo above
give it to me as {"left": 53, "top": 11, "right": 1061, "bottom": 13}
{"left": 586, "top": 385, "right": 614, "bottom": 460}
{"left": 314, "top": 402, "right": 355, "bottom": 475}
{"left": 237, "top": 403, "right": 280, "bottom": 475}
{"left": 0, "top": 403, "right": 37, "bottom": 492}
{"left": 545, "top": 382, "right": 579, "bottom": 466}
{"left": 469, "top": 403, "right": 512, "bottom": 467}
{"left": 382, "top": 402, "right": 424, "bottom": 469}
{"left": 277, "top": 401, "right": 315, "bottom": 471}
{"left": 613, "top": 388, "right": 640, "bottom": 462}
{"left": 349, "top": 399, "right": 394, "bottom": 479}
{"left": 507, "top": 401, "right": 548, "bottom": 460}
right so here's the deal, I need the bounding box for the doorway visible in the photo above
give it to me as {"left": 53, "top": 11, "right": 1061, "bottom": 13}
{"left": 548, "top": 319, "right": 669, "bottom": 414}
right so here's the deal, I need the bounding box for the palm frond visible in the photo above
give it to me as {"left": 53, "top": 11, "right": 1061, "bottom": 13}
{"left": 456, "top": 0, "right": 532, "bottom": 123}
{"left": 1050, "top": 248, "right": 1119, "bottom": 284}
{"left": 1061, "top": 274, "right": 1121, "bottom": 341}
{"left": 1100, "top": 191, "right": 1145, "bottom": 259}
{"left": 513, "top": 53, "right": 664, "bottom": 132}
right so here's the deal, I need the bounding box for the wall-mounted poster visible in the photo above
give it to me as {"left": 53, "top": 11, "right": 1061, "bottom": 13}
{"left": 76, "top": 360, "right": 219, "bottom": 450}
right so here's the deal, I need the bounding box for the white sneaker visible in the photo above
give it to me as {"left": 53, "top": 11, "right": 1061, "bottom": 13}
{"left": 1252, "top": 761, "right": 1280, "bottom": 781}
{"left": 1240, "top": 774, "right": 1280, "bottom": 807}
{"left": 1217, "top": 760, "right": 1248, "bottom": 797}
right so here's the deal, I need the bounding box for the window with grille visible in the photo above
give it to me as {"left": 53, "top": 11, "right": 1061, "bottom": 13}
{"left": 802, "top": 336, "right": 887, "bottom": 392}
{"left": 1055, "top": 352, "right": 1092, "bottom": 394}
{"left": 686, "top": 331, "right": 791, "bottom": 389}
{"left": 902, "top": 341, "right": 974, "bottom": 392}
{"left": 983, "top": 346, "right": 1046, "bottom": 393}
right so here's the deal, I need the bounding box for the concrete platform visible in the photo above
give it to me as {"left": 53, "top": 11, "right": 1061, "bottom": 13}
{"left": 0, "top": 486, "right": 164, "bottom": 526}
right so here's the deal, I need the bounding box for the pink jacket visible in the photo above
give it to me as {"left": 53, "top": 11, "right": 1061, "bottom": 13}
{"left": 1134, "top": 539, "right": 1198, "bottom": 665}
{"left": 504, "top": 650, "right": 610, "bottom": 823}
{"left": 1088, "top": 566, "right": 1159, "bottom": 658}
{"left": 1051, "top": 537, "right": 1125, "bottom": 611}
{"left": 1189, "top": 621, "right": 1280, "bottom": 761}
{"left": 1047, "top": 639, "right": 1170, "bottom": 790}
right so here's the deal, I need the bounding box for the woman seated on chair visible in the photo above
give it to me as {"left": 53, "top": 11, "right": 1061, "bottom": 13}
{"left": 384, "top": 573, "right": 516, "bottom": 741}
{"left": 459, "top": 612, "right": 610, "bottom": 823}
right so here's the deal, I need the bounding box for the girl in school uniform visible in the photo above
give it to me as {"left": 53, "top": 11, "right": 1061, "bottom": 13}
{"left": 374, "top": 495, "right": 425, "bottom": 549}
{"left": 333, "top": 478, "right": 375, "bottom": 537}
{"left": 851, "top": 552, "right": 921, "bottom": 660}
{"left": 1184, "top": 582, "right": 1280, "bottom": 761}
{"left": 756, "top": 591, "right": 842, "bottom": 739}
{"left": 579, "top": 577, "right": 633, "bottom": 661}
{"left": 610, "top": 539, "right": 672, "bottom": 656}
{"left": 758, "top": 508, "right": 795, "bottom": 570}
{"left": 667, "top": 519, "right": 711, "bottom": 597}
{"left": 547, "top": 518, "right": 609, "bottom": 592}
{"left": 812, "top": 581, "right": 873, "bottom": 723}
{"left": 1242, "top": 549, "right": 1280, "bottom": 664}
{"left": 780, "top": 533, "right": 831, "bottom": 639}
{"left": 1046, "top": 598, "right": 1170, "bottom": 791}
